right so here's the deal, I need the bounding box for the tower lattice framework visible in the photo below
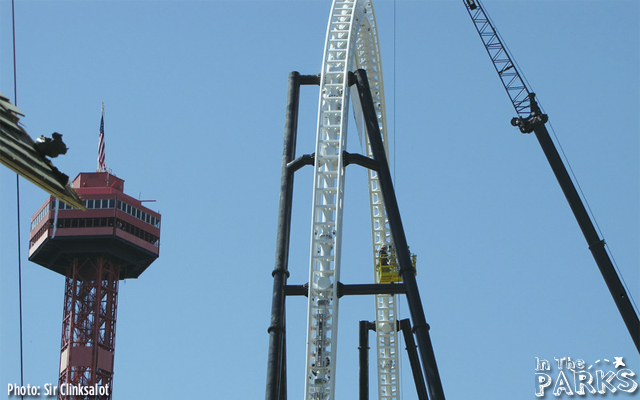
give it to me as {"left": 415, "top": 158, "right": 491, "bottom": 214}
{"left": 58, "top": 257, "right": 119, "bottom": 399}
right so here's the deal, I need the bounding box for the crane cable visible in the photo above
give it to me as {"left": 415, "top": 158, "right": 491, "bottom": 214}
{"left": 392, "top": 0, "right": 396, "bottom": 185}
{"left": 391, "top": 2, "right": 407, "bottom": 399}
{"left": 11, "top": 0, "right": 26, "bottom": 398}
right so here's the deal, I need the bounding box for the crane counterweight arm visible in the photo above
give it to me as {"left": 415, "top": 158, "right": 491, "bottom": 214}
{"left": 463, "top": 0, "right": 640, "bottom": 353}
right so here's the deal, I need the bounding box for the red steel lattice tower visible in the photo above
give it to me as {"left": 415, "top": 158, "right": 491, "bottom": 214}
{"left": 29, "top": 172, "right": 161, "bottom": 399}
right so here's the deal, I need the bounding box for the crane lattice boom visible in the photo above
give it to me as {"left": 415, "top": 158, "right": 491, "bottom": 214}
{"left": 463, "top": 0, "right": 640, "bottom": 353}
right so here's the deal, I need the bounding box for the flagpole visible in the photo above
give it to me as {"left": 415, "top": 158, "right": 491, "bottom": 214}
{"left": 98, "top": 103, "right": 105, "bottom": 172}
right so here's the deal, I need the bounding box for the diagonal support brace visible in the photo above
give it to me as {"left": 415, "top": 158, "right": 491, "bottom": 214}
{"left": 353, "top": 68, "right": 446, "bottom": 400}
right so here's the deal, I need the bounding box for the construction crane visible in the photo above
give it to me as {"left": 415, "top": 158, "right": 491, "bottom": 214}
{"left": 462, "top": 0, "right": 640, "bottom": 353}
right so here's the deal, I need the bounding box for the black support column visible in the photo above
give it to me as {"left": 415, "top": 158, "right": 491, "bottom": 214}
{"left": 354, "top": 68, "right": 446, "bottom": 400}
{"left": 266, "top": 72, "right": 319, "bottom": 400}
{"left": 399, "top": 319, "right": 429, "bottom": 400}
{"left": 359, "top": 321, "right": 375, "bottom": 400}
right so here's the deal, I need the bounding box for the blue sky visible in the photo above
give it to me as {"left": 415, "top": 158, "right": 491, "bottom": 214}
{"left": 1, "top": 0, "right": 638, "bottom": 399}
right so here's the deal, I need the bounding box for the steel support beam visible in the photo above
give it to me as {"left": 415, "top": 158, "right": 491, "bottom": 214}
{"left": 266, "top": 72, "right": 319, "bottom": 400}
{"left": 359, "top": 321, "right": 375, "bottom": 400}
{"left": 284, "top": 283, "right": 408, "bottom": 297}
{"left": 399, "top": 319, "right": 429, "bottom": 400}
{"left": 354, "top": 68, "right": 446, "bottom": 400}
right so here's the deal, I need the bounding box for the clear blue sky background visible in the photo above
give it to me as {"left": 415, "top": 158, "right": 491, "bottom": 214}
{"left": 1, "top": 1, "right": 638, "bottom": 399}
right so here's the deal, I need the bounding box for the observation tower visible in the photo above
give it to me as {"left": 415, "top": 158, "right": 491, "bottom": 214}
{"left": 28, "top": 170, "right": 161, "bottom": 398}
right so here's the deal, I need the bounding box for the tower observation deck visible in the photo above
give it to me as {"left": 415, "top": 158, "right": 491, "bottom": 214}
{"left": 28, "top": 171, "right": 161, "bottom": 399}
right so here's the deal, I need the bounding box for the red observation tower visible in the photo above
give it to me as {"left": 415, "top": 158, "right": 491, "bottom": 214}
{"left": 28, "top": 171, "right": 160, "bottom": 398}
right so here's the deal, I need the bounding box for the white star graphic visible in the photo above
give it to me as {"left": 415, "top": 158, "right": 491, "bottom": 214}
{"left": 613, "top": 357, "right": 625, "bottom": 368}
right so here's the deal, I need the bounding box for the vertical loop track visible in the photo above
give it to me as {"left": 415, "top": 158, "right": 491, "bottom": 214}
{"left": 305, "top": 1, "right": 398, "bottom": 399}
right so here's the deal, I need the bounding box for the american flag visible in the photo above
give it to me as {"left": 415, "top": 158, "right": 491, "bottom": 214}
{"left": 98, "top": 104, "right": 106, "bottom": 172}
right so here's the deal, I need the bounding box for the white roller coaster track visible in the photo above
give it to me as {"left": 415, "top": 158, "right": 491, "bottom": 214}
{"left": 304, "top": 1, "right": 399, "bottom": 399}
